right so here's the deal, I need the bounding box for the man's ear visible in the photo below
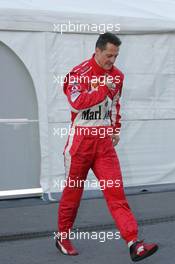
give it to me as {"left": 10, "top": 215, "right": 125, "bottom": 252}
{"left": 95, "top": 47, "right": 101, "bottom": 56}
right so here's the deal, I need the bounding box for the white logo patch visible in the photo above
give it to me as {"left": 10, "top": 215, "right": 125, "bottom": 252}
{"left": 70, "top": 83, "right": 81, "bottom": 102}
{"left": 71, "top": 91, "right": 81, "bottom": 102}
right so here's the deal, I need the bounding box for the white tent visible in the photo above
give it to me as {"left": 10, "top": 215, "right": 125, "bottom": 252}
{"left": 0, "top": 0, "right": 175, "bottom": 200}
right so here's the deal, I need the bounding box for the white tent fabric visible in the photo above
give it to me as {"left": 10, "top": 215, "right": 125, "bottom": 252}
{"left": 0, "top": 0, "right": 175, "bottom": 197}
{"left": 0, "top": 0, "right": 175, "bottom": 33}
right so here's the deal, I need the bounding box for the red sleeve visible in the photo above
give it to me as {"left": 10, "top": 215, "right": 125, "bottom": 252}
{"left": 64, "top": 73, "right": 109, "bottom": 111}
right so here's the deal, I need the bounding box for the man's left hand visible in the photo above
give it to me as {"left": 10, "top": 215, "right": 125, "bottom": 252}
{"left": 111, "top": 134, "right": 120, "bottom": 146}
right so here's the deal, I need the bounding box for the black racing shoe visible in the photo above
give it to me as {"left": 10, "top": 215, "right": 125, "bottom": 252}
{"left": 130, "top": 240, "right": 158, "bottom": 262}
{"left": 55, "top": 235, "right": 79, "bottom": 256}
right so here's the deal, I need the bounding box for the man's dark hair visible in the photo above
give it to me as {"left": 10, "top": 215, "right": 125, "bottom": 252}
{"left": 95, "top": 32, "right": 121, "bottom": 50}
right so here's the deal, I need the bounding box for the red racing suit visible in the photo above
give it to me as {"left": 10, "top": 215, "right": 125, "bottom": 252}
{"left": 58, "top": 54, "right": 138, "bottom": 243}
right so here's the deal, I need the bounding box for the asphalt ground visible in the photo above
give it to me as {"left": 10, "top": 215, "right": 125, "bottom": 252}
{"left": 0, "top": 222, "right": 174, "bottom": 264}
{"left": 0, "top": 191, "right": 175, "bottom": 263}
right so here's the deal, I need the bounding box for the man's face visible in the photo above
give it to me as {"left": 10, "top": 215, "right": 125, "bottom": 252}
{"left": 95, "top": 43, "right": 119, "bottom": 70}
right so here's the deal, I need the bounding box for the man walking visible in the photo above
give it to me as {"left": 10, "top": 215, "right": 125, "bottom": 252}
{"left": 55, "top": 32, "right": 158, "bottom": 262}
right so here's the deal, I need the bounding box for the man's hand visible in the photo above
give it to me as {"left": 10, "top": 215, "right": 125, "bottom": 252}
{"left": 105, "top": 74, "right": 113, "bottom": 89}
{"left": 111, "top": 133, "right": 120, "bottom": 146}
